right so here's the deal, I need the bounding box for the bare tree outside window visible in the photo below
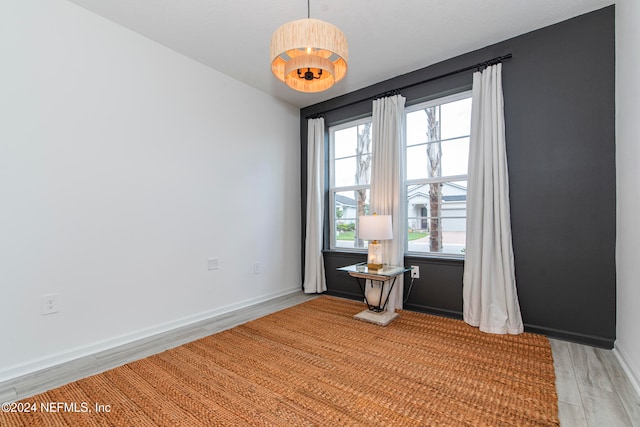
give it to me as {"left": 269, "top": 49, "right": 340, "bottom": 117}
{"left": 424, "top": 107, "right": 443, "bottom": 252}
{"left": 355, "top": 122, "right": 371, "bottom": 248}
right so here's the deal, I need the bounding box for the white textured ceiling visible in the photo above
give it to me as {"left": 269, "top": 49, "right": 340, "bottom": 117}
{"left": 67, "top": 0, "right": 614, "bottom": 108}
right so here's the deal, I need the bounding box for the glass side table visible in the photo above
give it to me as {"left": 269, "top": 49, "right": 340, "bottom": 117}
{"left": 337, "top": 262, "right": 411, "bottom": 326}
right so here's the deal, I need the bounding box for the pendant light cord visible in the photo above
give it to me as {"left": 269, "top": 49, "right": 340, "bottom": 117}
{"left": 307, "top": 0, "right": 310, "bottom": 18}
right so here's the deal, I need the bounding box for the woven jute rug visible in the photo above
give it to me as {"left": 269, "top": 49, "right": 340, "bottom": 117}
{"left": 2, "top": 296, "right": 559, "bottom": 426}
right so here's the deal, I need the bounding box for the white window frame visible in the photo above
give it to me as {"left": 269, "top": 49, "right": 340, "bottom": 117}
{"left": 404, "top": 90, "right": 472, "bottom": 258}
{"left": 329, "top": 116, "right": 373, "bottom": 252}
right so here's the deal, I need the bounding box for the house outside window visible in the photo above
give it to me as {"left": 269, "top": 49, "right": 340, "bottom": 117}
{"left": 405, "top": 91, "right": 472, "bottom": 256}
{"left": 329, "top": 117, "right": 372, "bottom": 250}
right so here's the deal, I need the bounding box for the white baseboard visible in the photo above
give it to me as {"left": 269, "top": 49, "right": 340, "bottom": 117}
{"left": 613, "top": 343, "right": 640, "bottom": 398}
{"left": 0, "top": 286, "right": 301, "bottom": 383}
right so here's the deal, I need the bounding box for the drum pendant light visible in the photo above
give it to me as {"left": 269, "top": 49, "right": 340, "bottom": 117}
{"left": 270, "top": 0, "right": 348, "bottom": 93}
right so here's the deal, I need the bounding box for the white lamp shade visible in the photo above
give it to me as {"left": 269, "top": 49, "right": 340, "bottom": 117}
{"left": 358, "top": 215, "right": 393, "bottom": 241}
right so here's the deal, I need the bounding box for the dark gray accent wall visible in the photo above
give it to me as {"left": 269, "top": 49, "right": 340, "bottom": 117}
{"left": 300, "top": 6, "right": 615, "bottom": 348}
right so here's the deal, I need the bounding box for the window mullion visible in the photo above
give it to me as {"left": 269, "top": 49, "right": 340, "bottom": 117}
{"left": 406, "top": 174, "right": 468, "bottom": 186}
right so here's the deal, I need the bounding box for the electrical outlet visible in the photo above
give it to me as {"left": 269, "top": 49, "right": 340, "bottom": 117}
{"left": 41, "top": 294, "right": 60, "bottom": 315}
{"left": 253, "top": 262, "right": 262, "bottom": 274}
{"left": 207, "top": 258, "right": 220, "bottom": 270}
{"left": 411, "top": 265, "right": 420, "bottom": 279}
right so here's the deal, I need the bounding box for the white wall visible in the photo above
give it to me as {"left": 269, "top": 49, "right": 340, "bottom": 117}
{"left": 615, "top": 0, "right": 640, "bottom": 393}
{"left": 0, "top": 0, "right": 300, "bottom": 380}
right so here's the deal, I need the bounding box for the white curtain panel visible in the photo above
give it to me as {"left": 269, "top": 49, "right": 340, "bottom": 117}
{"left": 463, "top": 64, "right": 523, "bottom": 334}
{"left": 303, "top": 118, "right": 327, "bottom": 294}
{"left": 371, "top": 95, "right": 406, "bottom": 311}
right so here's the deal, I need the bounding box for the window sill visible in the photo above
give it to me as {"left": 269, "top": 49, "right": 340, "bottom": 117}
{"left": 323, "top": 249, "right": 464, "bottom": 263}
{"left": 324, "top": 248, "right": 367, "bottom": 255}
{"left": 405, "top": 252, "right": 465, "bottom": 262}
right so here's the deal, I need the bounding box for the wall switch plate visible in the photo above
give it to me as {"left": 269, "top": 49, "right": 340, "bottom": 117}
{"left": 207, "top": 258, "right": 219, "bottom": 270}
{"left": 411, "top": 265, "right": 420, "bottom": 279}
{"left": 41, "top": 294, "right": 60, "bottom": 315}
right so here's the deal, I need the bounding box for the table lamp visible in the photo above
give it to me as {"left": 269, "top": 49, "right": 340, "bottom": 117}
{"left": 358, "top": 214, "right": 393, "bottom": 270}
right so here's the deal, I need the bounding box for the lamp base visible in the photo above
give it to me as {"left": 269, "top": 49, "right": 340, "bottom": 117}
{"left": 367, "top": 263, "right": 383, "bottom": 270}
{"left": 354, "top": 309, "right": 398, "bottom": 326}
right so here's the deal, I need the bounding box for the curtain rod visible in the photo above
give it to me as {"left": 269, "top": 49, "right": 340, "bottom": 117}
{"left": 306, "top": 53, "right": 512, "bottom": 119}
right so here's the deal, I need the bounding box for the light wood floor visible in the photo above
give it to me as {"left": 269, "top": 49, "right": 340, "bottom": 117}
{"left": 551, "top": 338, "right": 640, "bottom": 426}
{"left": 1, "top": 292, "right": 639, "bottom": 426}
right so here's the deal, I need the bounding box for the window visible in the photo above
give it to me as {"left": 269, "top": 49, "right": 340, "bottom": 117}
{"left": 329, "top": 117, "right": 372, "bottom": 250}
{"left": 405, "top": 91, "right": 472, "bottom": 256}
{"left": 328, "top": 91, "right": 472, "bottom": 257}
